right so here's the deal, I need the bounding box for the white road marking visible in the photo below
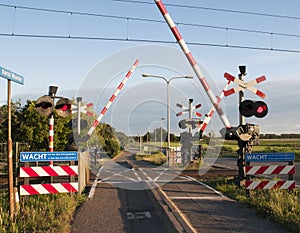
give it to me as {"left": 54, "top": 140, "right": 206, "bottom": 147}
{"left": 139, "top": 168, "right": 198, "bottom": 233}
{"left": 88, "top": 166, "right": 103, "bottom": 199}
{"left": 184, "top": 175, "right": 226, "bottom": 198}
{"left": 169, "top": 196, "right": 224, "bottom": 200}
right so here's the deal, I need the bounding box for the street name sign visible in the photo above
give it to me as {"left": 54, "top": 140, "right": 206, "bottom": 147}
{"left": 0, "top": 66, "right": 24, "bottom": 85}
{"left": 20, "top": 151, "right": 78, "bottom": 162}
{"left": 245, "top": 152, "right": 294, "bottom": 162}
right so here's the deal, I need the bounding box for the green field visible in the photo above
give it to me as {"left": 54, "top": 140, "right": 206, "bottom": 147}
{"left": 142, "top": 138, "right": 300, "bottom": 162}
{"left": 221, "top": 139, "right": 300, "bottom": 161}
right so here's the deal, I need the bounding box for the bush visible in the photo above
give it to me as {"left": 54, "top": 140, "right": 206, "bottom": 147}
{"left": 136, "top": 152, "right": 166, "bottom": 166}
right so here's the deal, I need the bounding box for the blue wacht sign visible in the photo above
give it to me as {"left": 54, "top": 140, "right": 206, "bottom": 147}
{"left": 245, "top": 152, "right": 295, "bottom": 162}
{"left": 0, "top": 66, "right": 24, "bottom": 85}
{"left": 20, "top": 151, "right": 78, "bottom": 162}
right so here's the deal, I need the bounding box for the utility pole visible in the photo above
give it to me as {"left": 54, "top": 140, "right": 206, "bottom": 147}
{"left": 0, "top": 66, "right": 24, "bottom": 217}
{"left": 7, "top": 80, "right": 14, "bottom": 217}
{"left": 188, "top": 99, "right": 193, "bottom": 163}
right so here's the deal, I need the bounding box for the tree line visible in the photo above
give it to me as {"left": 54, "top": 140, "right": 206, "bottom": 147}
{"left": 260, "top": 134, "right": 300, "bottom": 139}
{"left": 0, "top": 100, "right": 121, "bottom": 157}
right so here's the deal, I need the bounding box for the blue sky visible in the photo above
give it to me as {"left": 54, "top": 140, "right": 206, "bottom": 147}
{"left": 0, "top": 0, "right": 300, "bottom": 135}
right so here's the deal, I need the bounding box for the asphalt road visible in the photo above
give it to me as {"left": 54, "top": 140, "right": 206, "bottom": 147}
{"left": 71, "top": 151, "right": 292, "bottom": 233}
{"left": 71, "top": 152, "right": 177, "bottom": 233}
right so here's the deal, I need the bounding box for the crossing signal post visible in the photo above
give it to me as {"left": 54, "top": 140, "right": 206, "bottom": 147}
{"left": 223, "top": 66, "right": 268, "bottom": 180}
{"left": 176, "top": 99, "right": 202, "bottom": 162}
{"left": 48, "top": 86, "right": 58, "bottom": 157}
{"left": 35, "top": 86, "right": 72, "bottom": 155}
{"left": 180, "top": 132, "right": 193, "bottom": 164}
{"left": 178, "top": 118, "right": 202, "bottom": 130}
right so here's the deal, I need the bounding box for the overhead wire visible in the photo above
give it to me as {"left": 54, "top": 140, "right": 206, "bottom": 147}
{"left": 1, "top": 32, "right": 299, "bottom": 53}
{"left": 111, "top": 0, "right": 300, "bottom": 20}
{"left": 0, "top": 2, "right": 299, "bottom": 38}
{"left": 0, "top": 2, "right": 299, "bottom": 53}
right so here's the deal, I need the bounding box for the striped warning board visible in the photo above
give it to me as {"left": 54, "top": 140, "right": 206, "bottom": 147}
{"left": 245, "top": 165, "right": 295, "bottom": 175}
{"left": 20, "top": 182, "right": 78, "bottom": 195}
{"left": 245, "top": 180, "right": 295, "bottom": 190}
{"left": 20, "top": 165, "right": 78, "bottom": 177}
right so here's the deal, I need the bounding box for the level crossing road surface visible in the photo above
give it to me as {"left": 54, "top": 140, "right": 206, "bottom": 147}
{"left": 71, "top": 151, "right": 291, "bottom": 233}
{"left": 71, "top": 152, "right": 176, "bottom": 233}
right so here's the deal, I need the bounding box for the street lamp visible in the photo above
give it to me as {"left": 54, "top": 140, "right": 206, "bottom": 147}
{"left": 142, "top": 74, "right": 193, "bottom": 166}
{"left": 161, "top": 117, "right": 165, "bottom": 152}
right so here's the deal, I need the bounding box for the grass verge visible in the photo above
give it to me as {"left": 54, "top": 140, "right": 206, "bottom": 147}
{"left": 135, "top": 152, "right": 166, "bottom": 166}
{"left": 205, "top": 178, "right": 300, "bottom": 233}
{"left": 0, "top": 193, "right": 86, "bottom": 233}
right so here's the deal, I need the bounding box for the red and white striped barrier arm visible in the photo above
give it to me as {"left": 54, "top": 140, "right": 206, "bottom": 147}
{"left": 87, "top": 59, "right": 139, "bottom": 137}
{"left": 199, "top": 81, "right": 231, "bottom": 133}
{"left": 154, "top": 0, "right": 231, "bottom": 129}
{"left": 20, "top": 182, "right": 78, "bottom": 195}
{"left": 246, "top": 165, "right": 295, "bottom": 175}
{"left": 245, "top": 180, "right": 295, "bottom": 190}
{"left": 20, "top": 165, "right": 78, "bottom": 177}
{"left": 223, "top": 72, "right": 266, "bottom": 99}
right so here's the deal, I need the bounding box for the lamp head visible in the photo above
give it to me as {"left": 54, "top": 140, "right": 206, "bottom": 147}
{"left": 48, "top": 86, "right": 58, "bottom": 97}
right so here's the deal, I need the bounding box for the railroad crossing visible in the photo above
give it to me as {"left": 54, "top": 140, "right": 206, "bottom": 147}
{"left": 71, "top": 151, "right": 291, "bottom": 233}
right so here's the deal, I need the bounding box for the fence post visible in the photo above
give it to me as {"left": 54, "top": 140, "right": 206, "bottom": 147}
{"left": 78, "top": 152, "right": 82, "bottom": 195}
{"left": 85, "top": 151, "right": 89, "bottom": 184}
{"left": 78, "top": 151, "right": 89, "bottom": 194}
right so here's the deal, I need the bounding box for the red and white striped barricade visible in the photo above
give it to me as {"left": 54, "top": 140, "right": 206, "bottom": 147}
{"left": 87, "top": 59, "right": 139, "bottom": 137}
{"left": 245, "top": 152, "right": 296, "bottom": 190}
{"left": 245, "top": 180, "right": 295, "bottom": 190}
{"left": 19, "top": 151, "right": 78, "bottom": 195}
{"left": 245, "top": 165, "right": 295, "bottom": 176}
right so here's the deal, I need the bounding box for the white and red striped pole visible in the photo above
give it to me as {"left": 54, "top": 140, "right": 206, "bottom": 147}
{"left": 154, "top": 0, "right": 231, "bottom": 129}
{"left": 87, "top": 59, "right": 139, "bottom": 137}
{"left": 49, "top": 115, "right": 54, "bottom": 165}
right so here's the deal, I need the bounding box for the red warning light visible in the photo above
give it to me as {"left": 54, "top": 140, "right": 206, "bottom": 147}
{"left": 239, "top": 100, "right": 268, "bottom": 118}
